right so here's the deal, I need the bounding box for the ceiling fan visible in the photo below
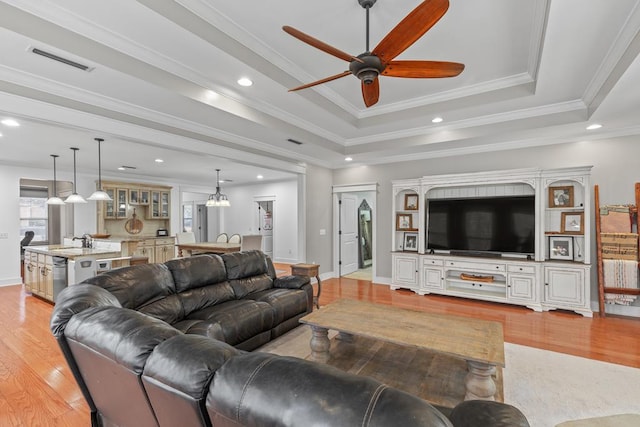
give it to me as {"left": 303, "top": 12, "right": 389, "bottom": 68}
{"left": 283, "top": 0, "right": 464, "bottom": 107}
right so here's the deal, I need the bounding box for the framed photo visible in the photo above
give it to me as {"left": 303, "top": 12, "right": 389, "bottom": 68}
{"left": 549, "top": 236, "right": 574, "bottom": 260}
{"left": 561, "top": 212, "right": 584, "bottom": 234}
{"left": 396, "top": 213, "right": 414, "bottom": 231}
{"left": 549, "top": 186, "right": 574, "bottom": 208}
{"left": 404, "top": 194, "right": 418, "bottom": 211}
{"left": 403, "top": 232, "right": 418, "bottom": 251}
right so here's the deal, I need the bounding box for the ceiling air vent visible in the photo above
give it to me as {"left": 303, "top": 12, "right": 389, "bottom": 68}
{"left": 30, "top": 47, "right": 94, "bottom": 72}
{"left": 287, "top": 138, "right": 303, "bottom": 145}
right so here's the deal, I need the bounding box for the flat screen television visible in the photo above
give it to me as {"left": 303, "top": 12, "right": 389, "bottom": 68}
{"left": 426, "top": 196, "right": 535, "bottom": 256}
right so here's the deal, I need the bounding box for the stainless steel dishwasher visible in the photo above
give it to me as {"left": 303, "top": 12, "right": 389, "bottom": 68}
{"left": 52, "top": 256, "right": 68, "bottom": 302}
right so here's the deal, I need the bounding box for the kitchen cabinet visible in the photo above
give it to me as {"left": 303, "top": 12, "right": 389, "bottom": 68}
{"left": 116, "top": 188, "right": 128, "bottom": 218}
{"left": 154, "top": 238, "right": 175, "bottom": 263}
{"left": 121, "top": 237, "right": 176, "bottom": 264}
{"left": 149, "top": 190, "right": 171, "bottom": 219}
{"left": 103, "top": 188, "right": 116, "bottom": 219}
{"left": 23, "top": 251, "right": 53, "bottom": 301}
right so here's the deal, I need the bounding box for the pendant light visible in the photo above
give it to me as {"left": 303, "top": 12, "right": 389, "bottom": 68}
{"left": 206, "top": 169, "right": 230, "bottom": 207}
{"left": 87, "top": 137, "right": 112, "bottom": 201}
{"left": 64, "top": 147, "right": 87, "bottom": 204}
{"left": 45, "top": 154, "right": 65, "bottom": 205}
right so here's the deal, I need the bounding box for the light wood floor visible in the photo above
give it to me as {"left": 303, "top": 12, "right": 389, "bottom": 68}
{"left": 1, "top": 274, "right": 639, "bottom": 426}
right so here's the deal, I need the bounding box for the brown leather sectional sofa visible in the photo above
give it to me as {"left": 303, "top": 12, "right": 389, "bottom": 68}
{"left": 50, "top": 250, "right": 529, "bottom": 427}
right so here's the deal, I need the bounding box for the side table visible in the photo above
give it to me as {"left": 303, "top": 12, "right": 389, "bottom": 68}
{"left": 291, "top": 263, "right": 321, "bottom": 309}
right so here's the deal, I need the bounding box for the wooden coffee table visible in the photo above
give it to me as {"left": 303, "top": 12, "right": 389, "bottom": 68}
{"left": 299, "top": 299, "right": 505, "bottom": 401}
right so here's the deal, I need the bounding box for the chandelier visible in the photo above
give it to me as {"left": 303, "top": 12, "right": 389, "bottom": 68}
{"left": 206, "top": 169, "right": 230, "bottom": 207}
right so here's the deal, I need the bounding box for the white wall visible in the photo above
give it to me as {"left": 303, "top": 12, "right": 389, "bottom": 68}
{"left": 223, "top": 179, "right": 300, "bottom": 263}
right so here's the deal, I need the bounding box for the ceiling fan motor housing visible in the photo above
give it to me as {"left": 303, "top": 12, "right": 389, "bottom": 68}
{"left": 358, "top": 0, "right": 377, "bottom": 8}
{"left": 350, "top": 54, "right": 384, "bottom": 84}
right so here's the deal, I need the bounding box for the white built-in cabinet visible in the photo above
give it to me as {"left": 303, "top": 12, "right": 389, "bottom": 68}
{"left": 391, "top": 167, "right": 593, "bottom": 317}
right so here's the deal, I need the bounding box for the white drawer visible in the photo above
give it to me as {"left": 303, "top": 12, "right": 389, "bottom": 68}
{"left": 422, "top": 258, "right": 444, "bottom": 267}
{"left": 507, "top": 264, "right": 536, "bottom": 274}
{"left": 446, "top": 260, "right": 506, "bottom": 272}
{"left": 155, "top": 238, "right": 175, "bottom": 246}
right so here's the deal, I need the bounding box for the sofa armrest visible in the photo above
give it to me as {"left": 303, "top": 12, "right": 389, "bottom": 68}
{"left": 50, "top": 284, "right": 121, "bottom": 337}
{"left": 273, "top": 275, "right": 310, "bottom": 289}
{"left": 448, "top": 400, "right": 530, "bottom": 427}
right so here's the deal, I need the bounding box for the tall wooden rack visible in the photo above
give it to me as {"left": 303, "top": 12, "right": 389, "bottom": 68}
{"left": 595, "top": 183, "right": 640, "bottom": 316}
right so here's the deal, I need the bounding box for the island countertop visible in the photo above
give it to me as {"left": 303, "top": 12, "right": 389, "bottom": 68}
{"left": 24, "top": 245, "right": 122, "bottom": 260}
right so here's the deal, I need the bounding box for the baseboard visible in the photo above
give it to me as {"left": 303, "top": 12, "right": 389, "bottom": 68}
{"left": 373, "top": 276, "right": 391, "bottom": 285}
{"left": 0, "top": 279, "right": 22, "bottom": 287}
{"left": 592, "top": 301, "right": 640, "bottom": 318}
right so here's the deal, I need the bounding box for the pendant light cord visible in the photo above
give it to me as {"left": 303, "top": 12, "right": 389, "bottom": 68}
{"left": 95, "top": 138, "right": 104, "bottom": 189}
{"left": 71, "top": 147, "right": 79, "bottom": 193}
{"left": 51, "top": 155, "right": 58, "bottom": 196}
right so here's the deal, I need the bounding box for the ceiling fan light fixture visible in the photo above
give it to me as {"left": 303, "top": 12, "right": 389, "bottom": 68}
{"left": 206, "top": 169, "right": 231, "bottom": 207}
{"left": 64, "top": 147, "right": 87, "bottom": 204}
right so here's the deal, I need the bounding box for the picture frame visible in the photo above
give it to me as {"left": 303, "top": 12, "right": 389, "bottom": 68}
{"left": 549, "top": 186, "right": 574, "bottom": 208}
{"left": 403, "top": 232, "right": 418, "bottom": 251}
{"left": 561, "top": 212, "right": 584, "bottom": 235}
{"left": 396, "top": 213, "right": 414, "bottom": 231}
{"left": 404, "top": 194, "right": 419, "bottom": 211}
{"left": 549, "top": 236, "right": 574, "bottom": 260}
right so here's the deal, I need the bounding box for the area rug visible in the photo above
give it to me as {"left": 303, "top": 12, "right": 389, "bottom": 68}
{"left": 342, "top": 267, "right": 372, "bottom": 280}
{"left": 260, "top": 326, "right": 640, "bottom": 427}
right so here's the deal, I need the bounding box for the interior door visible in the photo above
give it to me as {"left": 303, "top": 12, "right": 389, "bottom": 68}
{"left": 340, "top": 194, "right": 359, "bottom": 275}
{"left": 196, "top": 204, "right": 208, "bottom": 243}
{"left": 257, "top": 201, "right": 273, "bottom": 258}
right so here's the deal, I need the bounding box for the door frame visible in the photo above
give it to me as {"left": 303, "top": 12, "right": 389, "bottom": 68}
{"left": 332, "top": 183, "right": 377, "bottom": 279}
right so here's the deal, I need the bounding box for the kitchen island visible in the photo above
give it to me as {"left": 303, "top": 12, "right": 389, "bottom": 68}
{"left": 23, "top": 245, "right": 125, "bottom": 303}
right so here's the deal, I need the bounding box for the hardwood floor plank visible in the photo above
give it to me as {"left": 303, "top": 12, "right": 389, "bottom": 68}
{"left": 1, "top": 270, "right": 639, "bottom": 427}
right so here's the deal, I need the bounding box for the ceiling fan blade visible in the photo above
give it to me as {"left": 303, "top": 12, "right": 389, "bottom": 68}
{"left": 289, "top": 71, "right": 352, "bottom": 92}
{"left": 382, "top": 60, "right": 464, "bottom": 78}
{"left": 283, "top": 26, "right": 363, "bottom": 63}
{"left": 372, "top": 0, "right": 449, "bottom": 64}
{"left": 362, "top": 78, "right": 380, "bottom": 107}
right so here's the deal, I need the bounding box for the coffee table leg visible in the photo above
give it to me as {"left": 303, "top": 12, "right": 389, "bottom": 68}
{"left": 309, "top": 326, "right": 331, "bottom": 363}
{"left": 464, "top": 361, "right": 497, "bottom": 401}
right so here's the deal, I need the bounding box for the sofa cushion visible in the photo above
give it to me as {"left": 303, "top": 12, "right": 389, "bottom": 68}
{"left": 165, "top": 255, "right": 228, "bottom": 293}
{"left": 244, "top": 288, "right": 309, "bottom": 325}
{"left": 207, "top": 351, "right": 454, "bottom": 427}
{"left": 83, "top": 263, "right": 176, "bottom": 311}
{"left": 221, "top": 250, "right": 268, "bottom": 280}
{"left": 65, "top": 306, "right": 181, "bottom": 372}
{"left": 184, "top": 300, "right": 274, "bottom": 346}
{"left": 178, "top": 282, "right": 237, "bottom": 319}
{"left": 142, "top": 334, "right": 241, "bottom": 427}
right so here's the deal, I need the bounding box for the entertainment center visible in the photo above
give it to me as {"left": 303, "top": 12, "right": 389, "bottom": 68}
{"left": 391, "top": 167, "right": 593, "bottom": 317}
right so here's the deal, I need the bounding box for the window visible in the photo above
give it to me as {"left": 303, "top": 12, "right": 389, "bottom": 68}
{"left": 20, "top": 186, "right": 49, "bottom": 243}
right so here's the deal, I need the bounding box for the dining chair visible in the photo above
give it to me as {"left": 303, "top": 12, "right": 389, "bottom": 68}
{"left": 216, "top": 233, "right": 229, "bottom": 243}
{"left": 240, "top": 235, "right": 263, "bottom": 251}
{"left": 228, "top": 234, "right": 241, "bottom": 244}
{"left": 176, "top": 232, "right": 196, "bottom": 244}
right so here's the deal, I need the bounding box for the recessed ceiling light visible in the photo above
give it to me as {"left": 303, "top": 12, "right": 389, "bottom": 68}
{"left": 345, "top": 157, "right": 353, "bottom": 162}
{"left": 586, "top": 124, "right": 602, "bottom": 130}
{"left": 432, "top": 117, "right": 443, "bottom": 123}
{"left": 1, "top": 118, "right": 20, "bottom": 127}
{"left": 237, "top": 77, "right": 253, "bottom": 87}
{"left": 155, "top": 158, "right": 164, "bottom": 163}
{"left": 257, "top": 175, "right": 264, "bottom": 179}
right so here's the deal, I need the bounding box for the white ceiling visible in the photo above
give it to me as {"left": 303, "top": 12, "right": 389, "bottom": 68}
{"left": 0, "top": 0, "right": 639, "bottom": 185}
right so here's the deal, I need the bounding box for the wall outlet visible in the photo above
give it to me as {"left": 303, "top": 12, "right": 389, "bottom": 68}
{"left": 319, "top": 229, "right": 326, "bottom": 235}
{"left": 0, "top": 232, "right": 8, "bottom": 239}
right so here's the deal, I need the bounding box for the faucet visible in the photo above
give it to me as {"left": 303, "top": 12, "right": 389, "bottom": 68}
{"left": 72, "top": 235, "right": 93, "bottom": 249}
